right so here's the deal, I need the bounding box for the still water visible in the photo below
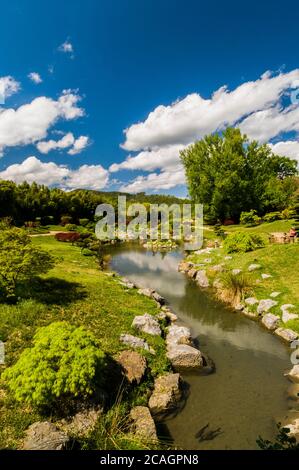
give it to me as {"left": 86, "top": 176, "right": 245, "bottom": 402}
{"left": 108, "top": 244, "right": 291, "bottom": 449}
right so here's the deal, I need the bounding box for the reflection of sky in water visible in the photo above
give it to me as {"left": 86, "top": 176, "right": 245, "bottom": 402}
{"left": 111, "top": 248, "right": 289, "bottom": 360}
{"left": 110, "top": 245, "right": 290, "bottom": 450}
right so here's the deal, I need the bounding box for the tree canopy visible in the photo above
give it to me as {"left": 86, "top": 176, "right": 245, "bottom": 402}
{"left": 180, "top": 128, "right": 298, "bottom": 222}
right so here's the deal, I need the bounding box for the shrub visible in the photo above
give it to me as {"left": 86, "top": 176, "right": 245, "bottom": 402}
{"left": 217, "top": 272, "right": 253, "bottom": 306}
{"left": 79, "top": 218, "right": 90, "bottom": 226}
{"left": 60, "top": 215, "right": 72, "bottom": 226}
{"left": 263, "top": 211, "right": 282, "bottom": 223}
{"left": 65, "top": 223, "right": 77, "bottom": 231}
{"left": 239, "top": 210, "right": 261, "bottom": 226}
{"left": 280, "top": 208, "right": 296, "bottom": 220}
{"left": 2, "top": 321, "right": 106, "bottom": 408}
{"left": 224, "top": 232, "right": 265, "bottom": 253}
{"left": 0, "top": 228, "right": 55, "bottom": 298}
{"left": 213, "top": 223, "right": 225, "bottom": 238}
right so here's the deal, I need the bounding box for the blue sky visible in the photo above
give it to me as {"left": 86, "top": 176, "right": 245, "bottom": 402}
{"left": 0, "top": 0, "right": 299, "bottom": 196}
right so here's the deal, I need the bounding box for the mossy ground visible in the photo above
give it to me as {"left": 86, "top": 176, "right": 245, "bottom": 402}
{"left": 0, "top": 236, "right": 170, "bottom": 449}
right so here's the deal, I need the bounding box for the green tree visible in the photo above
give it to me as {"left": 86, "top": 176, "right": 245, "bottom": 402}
{"left": 180, "top": 128, "right": 297, "bottom": 222}
{"left": 0, "top": 228, "right": 55, "bottom": 298}
{"left": 2, "top": 321, "right": 106, "bottom": 408}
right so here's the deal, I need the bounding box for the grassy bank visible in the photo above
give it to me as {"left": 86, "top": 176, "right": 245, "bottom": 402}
{"left": 189, "top": 220, "right": 299, "bottom": 333}
{"left": 0, "top": 236, "right": 170, "bottom": 449}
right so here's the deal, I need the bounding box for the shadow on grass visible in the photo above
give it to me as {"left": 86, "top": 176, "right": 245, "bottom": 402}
{"left": 19, "top": 276, "right": 87, "bottom": 305}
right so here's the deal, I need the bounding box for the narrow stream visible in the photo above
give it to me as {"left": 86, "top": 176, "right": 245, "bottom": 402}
{"left": 108, "top": 244, "right": 292, "bottom": 450}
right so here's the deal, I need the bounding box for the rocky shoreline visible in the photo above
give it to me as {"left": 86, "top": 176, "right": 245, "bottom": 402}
{"left": 22, "top": 272, "right": 211, "bottom": 449}
{"left": 178, "top": 255, "right": 299, "bottom": 441}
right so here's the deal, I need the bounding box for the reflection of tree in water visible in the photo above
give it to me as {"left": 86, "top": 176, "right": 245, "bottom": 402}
{"left": 195, "top": 423, "right": 223, "bottom": 443}
{"left": 176, "top": 280, "right": 242, "bottom": 332}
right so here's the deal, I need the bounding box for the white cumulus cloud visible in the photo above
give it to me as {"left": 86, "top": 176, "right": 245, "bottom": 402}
{"left": 269, "top": 140, "right": 299, "bottom": 163}
{"left": 0, "top": 90, "right": 84, "bottom": 155}
{"left": 68, "top": 135, "right": 90, "bottom": 155}
{"left": 28, "top": 72, "right": 42, "bottom": 84}
{"left": 58, "top": 40, "right": 74, "bottom": 58}
{"left": 0, "top": 156, "right": 108, "bottom": 190}
{"left": 0, "top": 76, "right": 20, "bottom": 103}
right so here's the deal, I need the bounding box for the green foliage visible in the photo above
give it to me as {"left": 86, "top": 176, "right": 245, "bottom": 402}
{"left": 240, "top": 210, "right": 261, "bottom": 226}
{"left": 65, "top": 223, "right": 77, "bottom": 231}
{"left": 218, "top": 271, "right": 253, "bottom": 306}
{"left": 60, "top": 215, "right": 72, "bottom": 226}
{"left": 2, "top": 321, "right": 106, "bottom": 408}
{"left": 0, "top": 228, "right": 55, "bottom": 298}
{"left": 223, "top": 231, "right": 265, "bottom": 253}
{"left": 257, "top": 424, "right": 299, "bottom": 450}
{"left": 79, "top": 218, "right": 90, "bottom": 226}
{"left": 281, "top": 208, "right": 296, "bottom": 219}
{"left": 263, "top": 211, "right": 282, "bottom": 223}
{"left": 213, "top": 223, "right": 225, "bottom": 238}
{"left": 181, "top": 127, "right": 297, "bottom": 222}
{"left": 292, "top": 193, "right": 299, "bottom": 231}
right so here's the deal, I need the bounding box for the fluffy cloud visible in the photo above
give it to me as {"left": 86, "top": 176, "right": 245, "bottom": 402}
{"left": 110, "top": 145, "right": 183, "bottom": 173}
{"left": 28, "top": 72, "right": 42, "bottom": 84}
{"left": 58, "top": 40, "right": 74, "bottom": 57}
{"left": 68, "top": 135, "right": 90, "bottom": 155}
{"left": 0, "top": 156, "right": 108, "bottom": 190}
{"left": 120, "top": 165, "right": 185, "bottom": 193}
{"left": 0, "top": 76, "right": 20, "bottom": 103}
{"left": 36, "top": 132, "right": 89, "bottom": 155}
{"left": 0, "top": 90, "right": 84, "bottom": 154}
{"left": 111, "top": 69, "right": 299, "bottom": 193}
{"left": 269, "top": 140, "right": 299, "bottom": 163}
{"left": 122, "top": 70, "right": 299, "bottom": 151}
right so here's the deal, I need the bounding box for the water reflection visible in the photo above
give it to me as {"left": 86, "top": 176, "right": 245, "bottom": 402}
{"left": 109, "top": 244, "right": 291, "bottom": 450}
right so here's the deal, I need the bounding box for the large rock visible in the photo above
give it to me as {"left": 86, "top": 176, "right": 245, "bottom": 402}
{"left": 132, "top": 313, "right": 161, "bottom": 336}
{"left": 161, "top": 306, "right": 178, "bottom": 322}
{"left": 23, "top": 422, "right": 69, "bottom": 450}
{"left": 151, "top": 291, "right": 165, "bottom": 305}
{"left": 116, "top": 350, "right": 147, "bottom": 384}
{"left": 281, "top": 304, "right": 299, "bottom": 323}
{"left": 130, "top": 406, "right": 157, "bottom": 441}
{"left": 257, "top": 299, "right": 278, "bottom": 314}
{"left": 59, "top": 407, "right": 102, "bottom": 438}
{"left": 148, "top": 373, "right": 183, "bottom": 421}
{"left": 120, "top": 334, "right": 150, "bottom": 351}
{"left": 187, "top": 268, "right": 197, "bottom": 279}
{"left": 286, "top": 365, "right": 299, "bottom": 383}
{"left": 274, "top": 328, "right": 298, "bottom": 343}
{"left": 283, "top": 419, "right": 299, "bottom": 442}
{"left": 166, "top": 325, "right": 192, "bottom": 347}
{"left": 138, "top": 287, "right": 154, "bottom": 298}
{"left": 196, "top": 270, "right": 209, "bottom": 288}
{"left": 261, "top": 313, "right": 280, "bottom": 331}
{"left": 167, "top": 344, "right": 204, "bottom": 371}
{"left": 178, "top": 261, "right": 193, "bottom": 273}
{"left": 287, "top": 383, "right": 299, "bottom": 400}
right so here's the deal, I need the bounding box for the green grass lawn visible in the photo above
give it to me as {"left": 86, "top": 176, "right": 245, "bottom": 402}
{"left": 190, "top": 222, "right": 299, "bottom": 332}
{"left": 0, "top": 236, "right": 169, "bottom": 449}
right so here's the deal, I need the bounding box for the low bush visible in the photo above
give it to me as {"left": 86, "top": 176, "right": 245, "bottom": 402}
{"left": 65, "top": 223, "right": 77, "bottom": 231}
{"left": 224, "top": 232, "right": 265, "bottom": 253}
{"left": 263, "top": 211, "right": 282, "bottom": 223}
{"left": 239, "top": 210, "right": 261, "bottom": 226}
{"left": 2, "top": 321, "right": 106, "bottom": 408}
{"left": 217, "top": 271, "right": 253, "bottom": 306}
{"left": 79, "top": 218, "right": 90, "bottom": 226}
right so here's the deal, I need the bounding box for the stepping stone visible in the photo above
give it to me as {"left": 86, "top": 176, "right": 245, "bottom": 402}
{"left": 257, "top": 299, "right": 278, "bottom": 314}
{"left": 281, "top": 304, "right": 299, "bottom": 323}
{"left": 248, "top": 264, "right": 261, "bottom": 271}
{"left": 270, "top": 292, "right": 281, "bottom": 298}
{"left": 261, "top": 273, "right": 272, "bottom": 279}
{"left": 245, "top": 297, "right": 258, "bottom": 306}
